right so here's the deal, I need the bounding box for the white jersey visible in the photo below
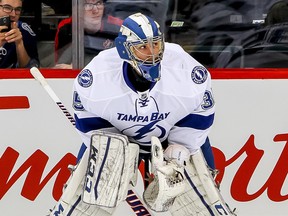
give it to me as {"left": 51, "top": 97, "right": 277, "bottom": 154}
{"left": 73, "top": 42, "right": 215, "bottom": 154}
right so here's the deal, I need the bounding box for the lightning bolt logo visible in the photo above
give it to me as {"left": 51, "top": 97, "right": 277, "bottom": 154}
{"left": 191, "top": 66, "right": 207, "bottom": 84}
{"left": 122, "top": 120, "right": 166, "bottom": 144}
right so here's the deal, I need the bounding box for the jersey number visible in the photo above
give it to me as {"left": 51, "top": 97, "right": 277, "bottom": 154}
{"left": 201, "top": 90, "right": 214, "bottom": 110}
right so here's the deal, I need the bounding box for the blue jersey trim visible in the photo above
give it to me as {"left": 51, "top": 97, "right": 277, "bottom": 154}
{"left": 175, "top": 113, "right": 214, "bottom": 130}
{"left": 123, "top": 62, "right": 137, "bottom": 92}
{"left": 123, "top": 61, "right": 157, "bottom": 92}
{"left": 75, "top": 114, "right": 113, "bottom": 133}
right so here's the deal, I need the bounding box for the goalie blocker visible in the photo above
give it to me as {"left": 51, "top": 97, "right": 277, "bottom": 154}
{"left": 49, "top": 131, "right": 139, "bottom": 216}
{"left": 144, "top": 136, "right": 237, "bottom": 216}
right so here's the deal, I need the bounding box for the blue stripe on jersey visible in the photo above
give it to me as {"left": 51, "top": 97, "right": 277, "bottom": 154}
{"left": 175, "top": 113, "right": 214, "bottom": 130}
{"left": 75, "top": 114, "right": 113, "bottom": 133}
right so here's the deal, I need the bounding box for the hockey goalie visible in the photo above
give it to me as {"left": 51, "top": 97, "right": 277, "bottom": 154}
{"left": 48, "top": 12, "right": 237, "bottom": 216}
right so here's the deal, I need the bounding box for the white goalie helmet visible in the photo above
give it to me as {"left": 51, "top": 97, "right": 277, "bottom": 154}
{"left": 115, "top": 13, "right": 164, "bottom": 82}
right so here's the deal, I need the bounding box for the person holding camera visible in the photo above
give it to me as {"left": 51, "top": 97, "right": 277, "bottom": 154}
{"left": 0, "top": 0, "right": 39, "bottom": 68}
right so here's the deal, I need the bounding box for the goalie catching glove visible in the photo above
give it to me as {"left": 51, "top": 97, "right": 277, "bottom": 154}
{"left": 143, "top": 136, "right": 187, "bottom": 212}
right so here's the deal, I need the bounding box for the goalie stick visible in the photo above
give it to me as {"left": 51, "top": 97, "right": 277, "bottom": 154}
{"left": 30, "top": 67, "right": 75, "bottom": 126}
{"left": 29, "top": 67, "right": 155, "bottom": 216}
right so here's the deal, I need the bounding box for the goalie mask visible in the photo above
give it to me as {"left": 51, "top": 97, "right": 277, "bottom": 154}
{"left": 115, "top": 13, "right": 164, "bottom": 82}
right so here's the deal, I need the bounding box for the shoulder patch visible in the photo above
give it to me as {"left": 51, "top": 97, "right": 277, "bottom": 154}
{"left": 191, "top": 66, "right": 208, "bottom": 84}
{"left": 21, "top": 23, "right": 36, "bottom": 36}
{"left": 78, "top": 69, "right": 93, "bottom": 88}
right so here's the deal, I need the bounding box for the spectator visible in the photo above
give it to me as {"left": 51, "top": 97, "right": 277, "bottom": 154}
{"left": 54, "top": 0, "right": 122, "bottom": 69}
{"left": 265, "top": 1, "right": 288, "bottom": 26}
{"left": 214, "top": 0, "right": 288, "bottom": 68}
{"left": 0, "top": 0, "right": 39, "bottom": 68}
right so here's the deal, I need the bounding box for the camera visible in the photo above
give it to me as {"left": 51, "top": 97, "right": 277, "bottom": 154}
{"left": 0, "top": 16, "right": 11, "bottom": 32}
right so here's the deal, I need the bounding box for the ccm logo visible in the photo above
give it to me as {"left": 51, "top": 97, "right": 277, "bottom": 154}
{"left": 84, "top": 145, "right": 98, "bottom": 194}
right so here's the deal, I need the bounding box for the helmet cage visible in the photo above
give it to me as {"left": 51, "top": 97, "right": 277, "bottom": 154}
{"left": 123, "top": 35, "right": 164, "bottom": 82}
{"left": 125, "top": 35, "right": 164, "bottom": 65}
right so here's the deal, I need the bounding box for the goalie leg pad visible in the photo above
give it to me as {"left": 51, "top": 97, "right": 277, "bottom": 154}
{"left": 49, "top": 131, "right": 139, "bottom": 215}
{"left": 49, "top": 149, "right": 113, "bottom": 216}
{"left": 50, "top": 189, "right": 113, "bottom": 216}
{"left": 170, "top": 150, "right": 236, "bottom": 216}
{"left": 82, "top": 131, "right": 139, "bottom": 208}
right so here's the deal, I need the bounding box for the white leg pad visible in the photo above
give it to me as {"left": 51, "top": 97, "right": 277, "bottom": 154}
{"left": 49, "top": 150, "right": 113, "bottom": 216}
{"left": 83, "top": 131, "right": 139, "bottom": 207}
{"left": 170, "top": 151, "right": 236, "bottom": 216}
{"left": 49, "top": 131, "right": 139, "bottom": 216}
